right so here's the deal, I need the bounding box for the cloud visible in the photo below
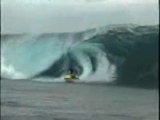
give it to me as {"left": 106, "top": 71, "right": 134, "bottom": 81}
{"left": 1, "top": 0, "right": 159, "bottom": 33}
{"left": 1, "top": 0, "right": 158, "bottom": 4}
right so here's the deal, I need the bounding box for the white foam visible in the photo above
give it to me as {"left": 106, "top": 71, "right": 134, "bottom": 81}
{"left": 1, "top": 57, "right": 26, "bottom": 79}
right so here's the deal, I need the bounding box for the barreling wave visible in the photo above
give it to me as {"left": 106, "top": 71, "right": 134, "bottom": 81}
{"left": 1, "top": 24, "right": 159, "bottom": 87}
{"left": 1, "top": 29, "right": 117, "bottom": 82}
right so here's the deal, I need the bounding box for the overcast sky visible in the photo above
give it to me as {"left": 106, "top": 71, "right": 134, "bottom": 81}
{"left": 1, "top": 0, "right": 159, "bottom": 34}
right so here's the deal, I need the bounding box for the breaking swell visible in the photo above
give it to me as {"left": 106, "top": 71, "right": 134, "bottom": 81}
{"left": 1, "top": 24, "right": 158, "bottom": 87}
{"left": 1, "top": 32, "right": 117, "bottom": 83}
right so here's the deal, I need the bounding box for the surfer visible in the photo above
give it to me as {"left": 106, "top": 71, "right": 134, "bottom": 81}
{"left": 64, "top": 68, "right": 79, "bottom": 83}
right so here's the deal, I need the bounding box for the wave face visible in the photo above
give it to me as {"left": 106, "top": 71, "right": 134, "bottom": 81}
{"left": 1, "top": 24, "right": 159, "bottom": 87}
